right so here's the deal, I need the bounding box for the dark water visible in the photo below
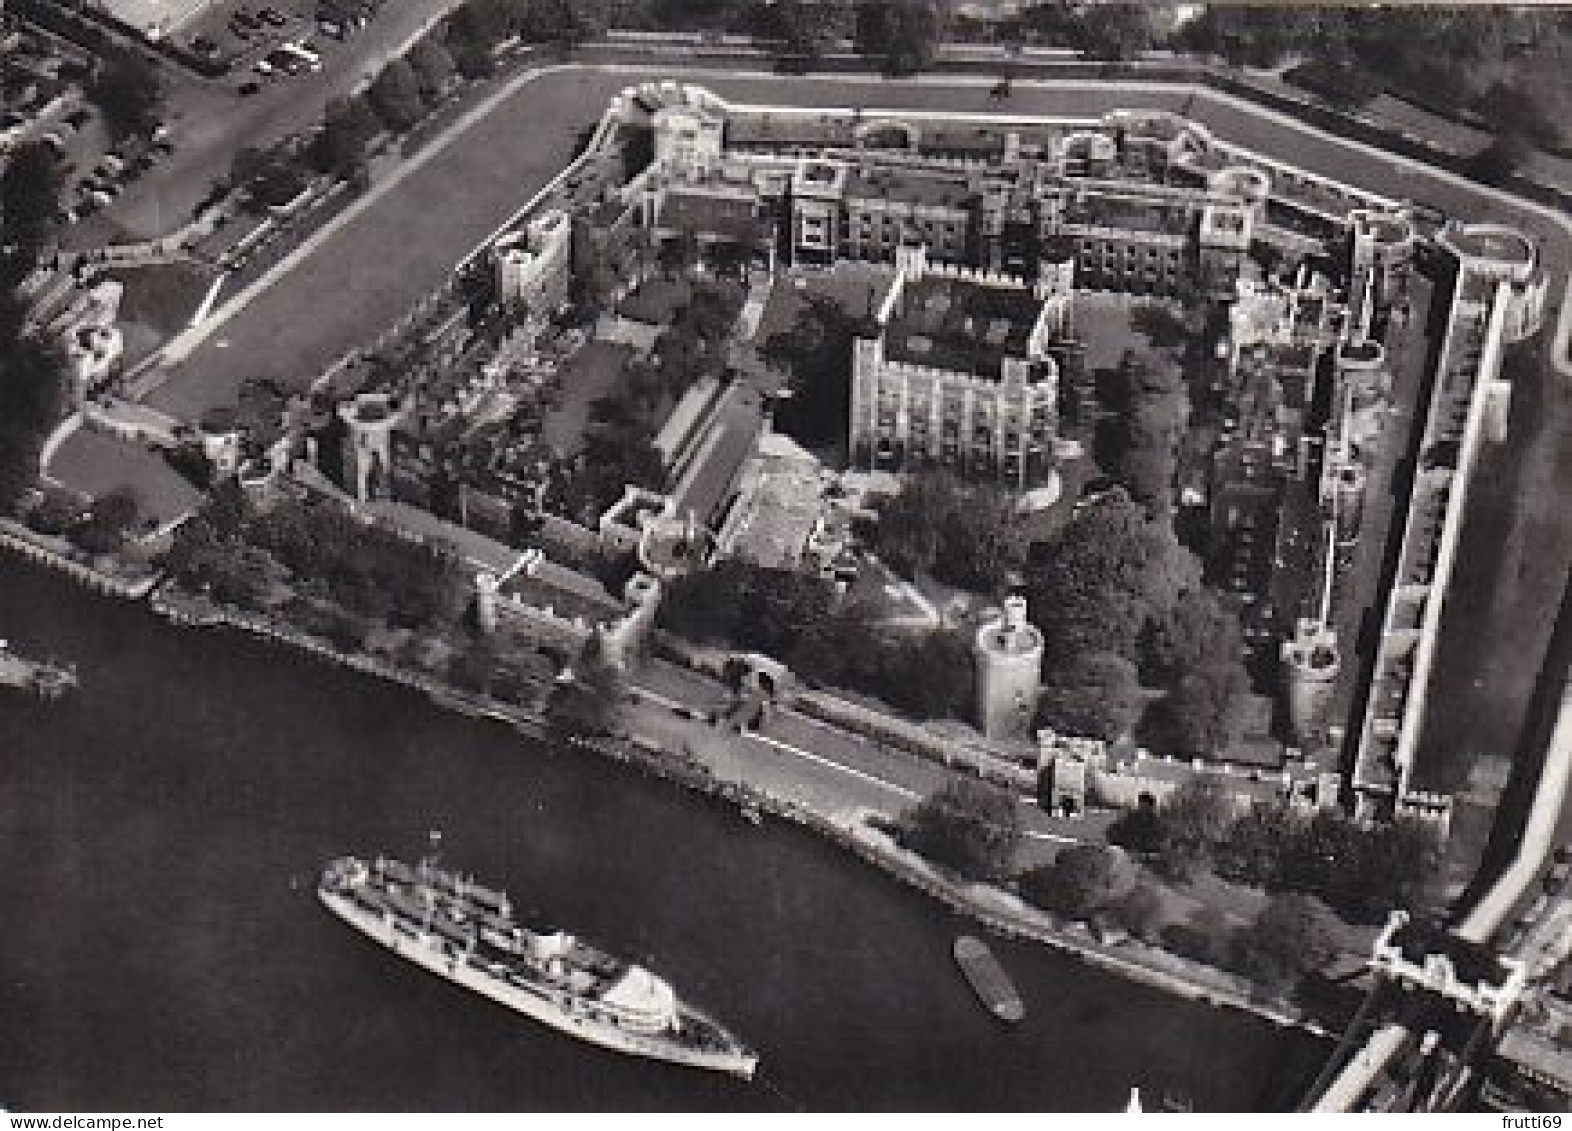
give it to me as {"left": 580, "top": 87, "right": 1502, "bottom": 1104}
{"left": 0, "top": 558, "right": 1326, "bottom": 1110}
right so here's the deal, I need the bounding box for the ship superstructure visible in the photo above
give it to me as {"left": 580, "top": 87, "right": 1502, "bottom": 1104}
{"left": 318, "top": 854, "right": 757, "bottom": 1078}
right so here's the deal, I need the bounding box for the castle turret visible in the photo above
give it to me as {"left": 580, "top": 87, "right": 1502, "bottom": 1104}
{"left": 975, "top": 595, "right": 1044, "bottom": 741}
{"left": 1282, "top": 618, "right": 1340, "bottom": 759}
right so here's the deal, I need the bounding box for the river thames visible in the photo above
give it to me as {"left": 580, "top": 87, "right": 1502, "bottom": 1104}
{"left": 0, "top": 558, "right": 1326, "bottom": 1110}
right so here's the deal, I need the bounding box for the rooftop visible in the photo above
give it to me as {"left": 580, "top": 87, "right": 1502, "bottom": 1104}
{"left": 726, "top": 112, "right": 854, "bottom": 150}
{"left": 657, "top": 191, "right": 764, "bottom": 244}
{"left": 845, "top": 164, "right": 975, "bottom": 212}
{"left": 883, "top": 276, "right": 1042, "bottom": 378}
{"left": 1445, "top": 225, "right": 1534, "bottom": 266}
{"left": 1061, "top": 191, "right": 1191, "bottom": 237}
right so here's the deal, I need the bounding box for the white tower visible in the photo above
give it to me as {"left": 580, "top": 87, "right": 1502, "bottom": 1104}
{"left": 974, "top": 595, "right": 1045, "bottom": 741}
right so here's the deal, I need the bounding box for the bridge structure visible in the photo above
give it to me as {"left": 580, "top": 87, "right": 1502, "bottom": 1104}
{"left": 1299, "top": 600, "right": 1572, "bottom": 1113}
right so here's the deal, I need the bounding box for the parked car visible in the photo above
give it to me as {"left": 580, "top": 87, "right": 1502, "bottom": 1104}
{"left": 318, "top": 20, "right": 344, "bottom": 39}
{"left": 234, "top": 10, "right": 262, "bottom": 31}
{"left": 259, "top": 7, "right": 288, "bottom": 27}
{"left": 266, "top": 49, "right": 302, "bottom": 74}
{"left": 254, "top": 58, "right": 276, "bottom": 76}
{"left": 237, "top": 81, "right": 261, "bottom": 97}
{"left": 191, "top": 35, "right": 218, "bottom": 54}
{"left": 282, "top": 42, "right": 321, "bottom": 71}
{"left": 64, "top": 108, "right": 91, "bottom": 128}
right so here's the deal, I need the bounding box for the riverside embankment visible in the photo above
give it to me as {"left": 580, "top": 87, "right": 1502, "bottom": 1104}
{"left": 144, "top": 580, "right": 1332, "bottom": 1041}
{"left": 0, "top": 553, "right": 1328, "bottom": 1110}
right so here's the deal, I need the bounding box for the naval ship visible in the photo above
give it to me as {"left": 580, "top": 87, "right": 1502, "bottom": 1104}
{"left": 319, "top": 854, "right": 758, "bottom": 1078}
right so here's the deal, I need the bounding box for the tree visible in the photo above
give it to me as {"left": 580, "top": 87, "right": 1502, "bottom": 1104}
{"left": 1144, "top": 587, "right": 1244, "bottom": 685}
{"left": 1146, "top": 661, "right": 1250, "bottom": 758}
{"left": 232, "top": 146, "right": 310, "bottom": 210}
{"left": 25, "top": 491, "right": 86, "bottom": 536}
{"left": 1, "top": 142, "right": 64, "bottom": 260}
{"left": 87, "top": 49, "right": 163, "bottom": 139}
{"left": 874, "top": 472, "right": 1027, "bottom": 591}
{"left": 1110, "top": 881, "right": 1166, "bottom": 942}
{"left": 1129, "top": 302, "right": 1195, "bottom": 351}
{"left": 761, "top": 0, "right": 849, "bottom": 58}
{"left": 1232, "top": 893, "right": 1340, "bottom": 992}
{"left": 1075, "top": 3, "right": 1158, "bottom": 61}
{"left": 761, "top": 296, "right": 862, "bottom": 448}
{"left": 1034, "top": 650, "right": 1142, "bottom": 741}
{"left": 1215, "top": 802, "right": 1296, "bottom": 888}
{"left": 519, "top": 0, "right": 609, "bottom": 44}
{"left": 1108, "top": 802, "right": 1163, "bottom": 855}
{"left": 1024, "top": 488, "right": 1199, "bottom": 665}
{"left": 1153, "top": 776, "right": 1236, "bottom": 881}
{"left": 318, "top": 96, "right": 380, "bottom": 181}
{"left": 899, "top": 776, "right": 1021, "bottom": 881}
{"left": 1161, "top": 905, "right": 1235, "bottom": 968}
{"left": 408, "top": 35, "right": 458, "bottom": 101}
{"left": 69, "top": 486, "right": 142, "bottom": 555}
{"left": 369, "top": 58, "right": 427, "bottom": 134}
{"left": 545, "top": 643, "right": 626, "bottom": 739}
{"left": 1103, "top": 349, "right": 1188, "bottom": 517}
{"left": 0, "top": 428, "right": 39, "bottom": 517}
{"left": 1019, "top": 844, "right": 1136, "bottom": 919}
{"left": 1474, "top": 81, "right": 1559, "bottom": 150}
{"left": 1469, "top": 131, "right": 1531, "bottom": 187}
{"left": 854, "top": 0, "right": 944, "bottom": 75}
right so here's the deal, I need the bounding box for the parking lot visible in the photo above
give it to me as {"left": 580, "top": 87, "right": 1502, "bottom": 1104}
{"left": 88, "top": 0, "right": 461, "bottom": 244}
{"left": 175, "top": 0, "right": 374, "bottom": 80}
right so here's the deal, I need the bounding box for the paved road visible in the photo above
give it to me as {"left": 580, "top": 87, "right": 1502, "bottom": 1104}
{"left": 625, "top": 659, "right": 1084, "bottom": 865}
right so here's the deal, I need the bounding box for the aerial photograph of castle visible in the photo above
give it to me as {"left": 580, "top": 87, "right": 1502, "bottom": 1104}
{"left": 3, "top": 0, "right": 1572, "bottom": 1115}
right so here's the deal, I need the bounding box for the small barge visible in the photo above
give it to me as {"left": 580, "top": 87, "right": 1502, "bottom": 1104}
{"left": 0, "top": 639, "right": 77, "bottom": 699}
{"left": 954, "top": 934, "right": 1024, "bottom": 1022}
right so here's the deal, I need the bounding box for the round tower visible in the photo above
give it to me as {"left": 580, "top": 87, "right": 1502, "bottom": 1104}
{"left": 1333, "top": 462, "right": 1366, "bottom": 545}
{"left": 1282, "top": 618, "right": 1340, "bottom": 759}
{"left": 974, "top": 595, "right": 1045, "bottom": 742}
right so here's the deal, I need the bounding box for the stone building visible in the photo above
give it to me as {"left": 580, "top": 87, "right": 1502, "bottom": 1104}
{"left": 849, "top": 243, "right": 1066, "bottom": 489}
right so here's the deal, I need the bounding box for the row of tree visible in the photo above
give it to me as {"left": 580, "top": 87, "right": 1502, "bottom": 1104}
{"left": 163, "top": 491, "right": 468, "bottom": 633}
{"left": 898, "top": 778, "right": 1345, "bottom": 996}
{"left": 1107, "top": 778, "right": 1442, "bottom": 923}
{"left": 25, "top": 485, "right": 144, "bottom": 555}
{"left": 0, "top": 147, "right": 70, "bottom": 515}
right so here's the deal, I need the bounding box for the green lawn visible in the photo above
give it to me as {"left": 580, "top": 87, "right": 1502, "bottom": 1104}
{"left": 45, "top": 429, "right": 202, "bottom": 527}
